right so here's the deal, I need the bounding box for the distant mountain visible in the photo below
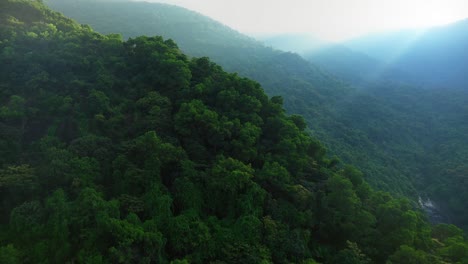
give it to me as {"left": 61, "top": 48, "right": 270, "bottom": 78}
{"left": 257, "top": 33, "right": 326, "bottom": 54}
{"left": 304, "top": 44, "right": 417, "bottom": 86}
{"left": 345, "top": 30, "right": 423, "bottom": 62}
{"left": 345, "top": 19, "right": 468, "bottom": 89}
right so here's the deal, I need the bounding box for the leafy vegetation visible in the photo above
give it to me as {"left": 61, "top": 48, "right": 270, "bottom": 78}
{"left": 304, "top": 40, "right": 468, "bottom": 230}
{"left": 0, "top": 0, "right": 468, "bottom": 263}
{"left": 2, "top": 0, "right": 468, "bottom": 263}
{"left": 45, "top": 0, "right": 468, "bottom": 231}
{"left": 44, "top": 0, "right": 418, "bottom": 200}
{"left": 47, "top": 0, "right": 468, "bottom": 230}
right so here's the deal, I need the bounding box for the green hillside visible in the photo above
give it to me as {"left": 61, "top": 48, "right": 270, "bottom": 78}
{"left": 45, "top": 0, "right": 420, "bottom": 199}
{"left": 45, "top": 0, "right": 468, "bottom": 231}
{"left": 303, "top": 36, "right": 468, "bottom": 230}
{"left": 2, "top": 0, "right": 468, "bottom": 263}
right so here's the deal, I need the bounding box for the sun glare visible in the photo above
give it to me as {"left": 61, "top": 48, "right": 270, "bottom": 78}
{"left": 150, "top": 0, "right": 468, "bottom": 42}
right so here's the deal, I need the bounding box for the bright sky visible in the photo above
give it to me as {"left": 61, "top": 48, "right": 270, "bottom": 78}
{"left": 141, "top": 0, "right": 468, "bottom": 42}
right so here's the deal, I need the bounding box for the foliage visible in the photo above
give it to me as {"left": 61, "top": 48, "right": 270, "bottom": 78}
{"left": 1, "top": 1, "right": 468, "bottom": 263}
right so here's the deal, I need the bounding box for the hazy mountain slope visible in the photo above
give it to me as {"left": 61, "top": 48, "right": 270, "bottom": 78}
{"left": 304, "top": 45, "right": 418, "bottom": 86}
{"left": 45, "top": 0, "right": 316, "bottom": 74}
{"left": 258, "top": 33, "right": 326, "bottom": 54}
{"left": 305, "top": 30, "right": 468, "bottom": 229}
{"left": 46, "top": 0, "right": 257, "bottom": 51}
{"left": 346, "top": 20, "right": 468, "bottom": 89}
{"left": 345, "top": 30, "right": 422, "bottom": 62}
{"left": 45, "top": 0, "right": 347, "bottom": 119}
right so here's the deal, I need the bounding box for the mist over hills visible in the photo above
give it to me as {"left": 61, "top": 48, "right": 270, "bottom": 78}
{"left": 304, "top": 20, "right": 468, "bottom": 229}
{"left": 304, "top": 45, "right": 418, "bottom": 87}
{"left": 261, "top": 18, "right": 468, "bottom": 90}
{"left": 345, "top": 19, "right": 468, "bottom": 89}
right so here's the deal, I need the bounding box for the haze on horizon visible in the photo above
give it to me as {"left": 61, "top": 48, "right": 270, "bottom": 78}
{"left": 137, "top": 0, "right": 468, "bottom": 42}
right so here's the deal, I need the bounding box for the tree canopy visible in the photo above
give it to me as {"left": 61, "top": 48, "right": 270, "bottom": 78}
{"left": 1, "top": 1, "right": 468, "bottom": 263}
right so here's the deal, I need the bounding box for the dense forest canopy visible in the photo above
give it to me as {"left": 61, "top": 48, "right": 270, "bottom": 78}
{"left": 2, "top": 0, "right": 468, "bottom": 263}
{"left": 45, "top": 0, "right": 468, "bottom": 231}
{"left": 45, "top": 0, "right": 418, "bottom": 199}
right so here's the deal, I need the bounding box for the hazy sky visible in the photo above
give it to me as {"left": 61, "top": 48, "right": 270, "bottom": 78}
{"left": 141, "top": 0, "right": 468, "bottom": 41}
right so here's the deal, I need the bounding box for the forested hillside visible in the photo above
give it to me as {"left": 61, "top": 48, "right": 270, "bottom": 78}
{"left": 303, "top": 31, "right": 468, "bottom": 230}
{"left": 45, "top": 0, "right": 419, "bottom": 198}
{"left": 45, "top": 0, "right": 468, "bottom": 230}
{"left": 2, "top": 0, "right": 468, "bottom": 263}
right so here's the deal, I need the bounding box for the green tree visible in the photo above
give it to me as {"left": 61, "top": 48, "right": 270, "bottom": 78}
{"left": 0, "top": 244, "right": 21, "bottom": 264}
{"left": 387, "top": 245, "right": 432, "bottom": 264}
